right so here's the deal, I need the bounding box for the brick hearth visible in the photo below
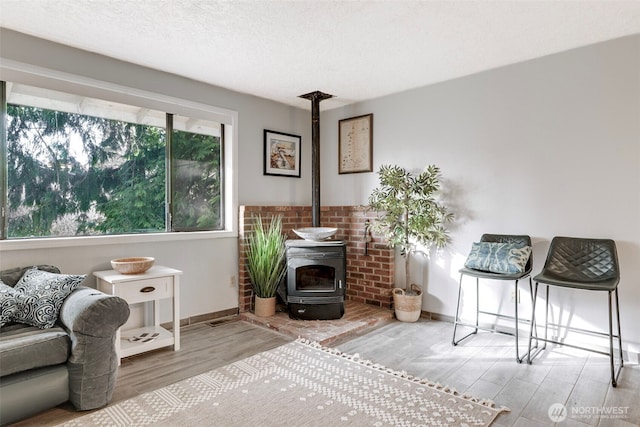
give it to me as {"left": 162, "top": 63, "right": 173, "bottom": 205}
{"left": 240, "top": 300, "right": 395, "bottom": 346}
{"left": 239, "top": 205, "right": 395, "bottom": 313}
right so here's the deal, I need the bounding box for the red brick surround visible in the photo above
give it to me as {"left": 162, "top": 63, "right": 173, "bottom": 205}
{"left": 239, "top": 205, "right": 394, "bottom": 313}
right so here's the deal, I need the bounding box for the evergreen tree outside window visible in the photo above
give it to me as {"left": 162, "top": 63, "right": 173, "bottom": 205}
{"left": 170, "top": 114, "right": 222, "bottom": 231}
{"left": 1, "top": 82, "right": 224, "bottom": 239}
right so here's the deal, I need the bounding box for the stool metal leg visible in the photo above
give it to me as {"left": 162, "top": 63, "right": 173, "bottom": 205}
{"left": 609, "top": 289, "right": 624, "bottom": 387}
{"left": 527, "top": 282, "right": 548, "bottom": 364}
{"left": 615, "top": 289, "right": 624, "bottom": 368}
{"left": 476, "top": 278, "right": 480, "bottom": 330}
{"left": 609, "top": 290, "right": 616, "bottom": 387}
{"left": 452, "top": 274, "right": 479, "bottom": 345}
{"left": 513, "top": 276, "right": 539, "bottom": 363}
{"left": 544, "top": 285, "right": 549, "bottom": 347}
{"left": 514, "top": 279, "right": 521, "bottom": 363}
{"left": 527, "top": 283, "right": 538, "bottom": 364}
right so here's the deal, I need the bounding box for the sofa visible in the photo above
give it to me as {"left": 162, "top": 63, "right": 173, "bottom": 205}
{"left": 0, "top": 265, "right": 130, "bottom": 425}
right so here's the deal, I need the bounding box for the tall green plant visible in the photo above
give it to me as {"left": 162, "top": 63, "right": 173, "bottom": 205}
{"left": 368, "top": 164, "right": 454, "bottom": 293}
{"left": 245, "top": 214, "right": 287, "bottom": 298}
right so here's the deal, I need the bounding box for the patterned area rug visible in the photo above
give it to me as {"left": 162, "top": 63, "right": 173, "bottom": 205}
{"left": 59, "top": 339, "right": 508, "bottom": 426}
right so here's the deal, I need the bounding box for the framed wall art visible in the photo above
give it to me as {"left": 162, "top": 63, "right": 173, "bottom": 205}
{"left": 263, "top": 129, "right": 301, "bottom": 177}
{"left": 338, "top": 113, "right": 373, "bottom": 174}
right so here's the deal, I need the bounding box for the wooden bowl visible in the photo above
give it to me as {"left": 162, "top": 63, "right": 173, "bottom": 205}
{"left": 111, "top": 257, "right": 155, "bottom": 274}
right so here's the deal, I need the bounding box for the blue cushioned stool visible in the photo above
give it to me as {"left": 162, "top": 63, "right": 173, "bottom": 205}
{"left": 452, "top": 234, "right": 539, "bottom": 363}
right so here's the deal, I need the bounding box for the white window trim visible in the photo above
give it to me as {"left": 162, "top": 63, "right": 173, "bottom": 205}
{"left": 0, "top": 59, "right": 239, "bottom": 250}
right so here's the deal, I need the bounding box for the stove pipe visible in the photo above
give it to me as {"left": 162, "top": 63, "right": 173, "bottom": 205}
{"left": 299, "top": 91, "right": 333, "bottom": 227}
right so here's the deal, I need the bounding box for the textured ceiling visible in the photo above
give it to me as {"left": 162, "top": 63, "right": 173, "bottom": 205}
{"left": 1, "top": 0, "right": 639, "bottom": 110}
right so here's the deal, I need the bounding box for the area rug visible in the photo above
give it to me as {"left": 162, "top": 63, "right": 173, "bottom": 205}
{"left": 59, "top": 339, "right": 509, "bottom": 426}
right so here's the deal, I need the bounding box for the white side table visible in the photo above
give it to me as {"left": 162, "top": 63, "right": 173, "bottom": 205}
{"left": 94, "top": 266, "right": 182, "bottom": 362}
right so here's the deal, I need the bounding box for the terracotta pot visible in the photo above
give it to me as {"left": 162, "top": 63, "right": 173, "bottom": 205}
{"left": 254, "top": 296, "right": 276, "bottom": 317}
{"left": 392, "top": 284, "right": 423, "bottom": 323}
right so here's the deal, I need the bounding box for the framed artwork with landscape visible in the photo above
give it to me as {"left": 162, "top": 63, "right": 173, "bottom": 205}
{"left": 263, "top": 129, "right": 301, "bottom": 178}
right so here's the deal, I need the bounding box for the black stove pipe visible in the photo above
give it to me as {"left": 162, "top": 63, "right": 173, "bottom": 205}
{"left": 299, "top": 91, "right": 333, "bottom": 227}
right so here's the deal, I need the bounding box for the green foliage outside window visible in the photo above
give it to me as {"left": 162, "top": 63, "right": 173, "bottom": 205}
{"left": 4, "top": 101, "right": 221, "bottom": 238}
{"left": 172, "top": 129, "right": 222, "bottom": 230}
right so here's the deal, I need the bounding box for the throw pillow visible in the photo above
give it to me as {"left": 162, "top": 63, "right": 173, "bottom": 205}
{"left": 0, "top": 265, "right": 61, "bottom": 287}
{"left": 12, "top": 268, "right": 86, "bottom": 329}
{"left": 464, "top": 241, "right": 532, "bottom": 275}
{"left": 0, "top": 280, "right": 19, "bottom": 327}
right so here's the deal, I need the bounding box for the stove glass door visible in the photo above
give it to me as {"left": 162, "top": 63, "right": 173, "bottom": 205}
{"left": 295, "top": 265, "right": 336, "bottom": 292}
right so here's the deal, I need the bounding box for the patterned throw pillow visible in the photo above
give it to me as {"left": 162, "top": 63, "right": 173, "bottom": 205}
{"left": 464, "top": 242, "right": 532, "bottom": 275}
{"left": 0, "top": 280, "right": 19, "bottom": 327}
{"left": 11, "top": 268, "right": 86, "bottom": 329}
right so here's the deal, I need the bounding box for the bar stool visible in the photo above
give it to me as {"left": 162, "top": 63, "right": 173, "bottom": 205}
{"left": 452, "top": 234, "right": 538, "bottom": 363}
{"left": 527, "top": 236, "right": 623, "bottom": 386}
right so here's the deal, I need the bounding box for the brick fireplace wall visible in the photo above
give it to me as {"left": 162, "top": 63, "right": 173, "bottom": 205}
{"left": 238, "top": 205, "right": 394, "bottom": 313}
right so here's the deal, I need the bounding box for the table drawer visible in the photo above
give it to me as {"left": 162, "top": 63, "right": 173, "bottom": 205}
{"left": 117, "top": 276, "right": 173, "bottom": 304}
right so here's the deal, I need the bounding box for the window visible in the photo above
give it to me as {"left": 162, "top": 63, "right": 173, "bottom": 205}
{"left": 1, "top": 82, "right": 224, "bottom": 239}
{"left": 170, "top": 114, "right": 223, "bottom": 231}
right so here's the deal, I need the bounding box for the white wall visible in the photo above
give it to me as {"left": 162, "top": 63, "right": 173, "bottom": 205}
{"left": 320, "top": 35, "right": 640, "bottom": 357}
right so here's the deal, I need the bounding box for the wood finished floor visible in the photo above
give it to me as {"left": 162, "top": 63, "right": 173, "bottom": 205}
{"left": 335, "top": 321, "right": 640, "bottom": 427}
{"left": 12, "top": 318, "right": 640, "bottom": 427}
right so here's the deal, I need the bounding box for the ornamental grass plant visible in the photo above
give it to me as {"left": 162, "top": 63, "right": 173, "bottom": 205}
{"left": 246, "top": 214, "right": 287, "bottom": 298}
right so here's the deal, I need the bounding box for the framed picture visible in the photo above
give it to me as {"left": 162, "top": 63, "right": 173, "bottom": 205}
{"left": 264, "top": 130, "right": 301, "bottom": 177}
{"left": 338, "top": 113, "right": 373, "bottom": 174}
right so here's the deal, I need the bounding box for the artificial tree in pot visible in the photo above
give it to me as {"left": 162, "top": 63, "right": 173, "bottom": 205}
{"left": 245, "top": 214, "right": 287, "bottom": 317}
{"left": 368, "top": 164, "right": 454, "bottom": 322}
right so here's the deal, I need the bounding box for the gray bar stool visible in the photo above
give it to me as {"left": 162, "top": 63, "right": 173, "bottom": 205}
{"left": 527, "top": 236, "right": 623, "bottom": 387}
{"left": 452, "top": 234, "right": 538, "bottom": 363}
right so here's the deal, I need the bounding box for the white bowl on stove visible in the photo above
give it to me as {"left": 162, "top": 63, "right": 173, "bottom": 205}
{"left": 293, "top": 227, "right": 337, "bottom": 241}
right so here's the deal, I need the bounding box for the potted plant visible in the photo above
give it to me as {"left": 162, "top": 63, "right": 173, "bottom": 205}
{"left": 368, "top": 164, "right": 454, "bottom": 322}
{"left": 245, "top": 214, "right": 287, "bottom": 317}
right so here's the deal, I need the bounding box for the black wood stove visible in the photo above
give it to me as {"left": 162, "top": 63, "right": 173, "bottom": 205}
{"left": 283, "top": 240, "right": 346, "bottom": 320}
{"left": 281, "top": 90, "right": 345, "bottom": 320}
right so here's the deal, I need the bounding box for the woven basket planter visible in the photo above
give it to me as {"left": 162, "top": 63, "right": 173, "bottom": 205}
{"left": 254, "top": 296, "right": 276, "bottom": 317}
{"left": 392, "top": 284, "right": 423, "bottom": 323}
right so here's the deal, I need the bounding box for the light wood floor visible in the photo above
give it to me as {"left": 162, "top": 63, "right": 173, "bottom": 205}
{"left": 13, "top": 318, "right": 640, "bottom": 427}
{"left": 335, "top": 321, "right": 640, "bottom": 427}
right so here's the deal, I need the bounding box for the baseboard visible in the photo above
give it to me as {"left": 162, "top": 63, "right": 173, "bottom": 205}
{"left": 161, "top": 307, "right": 239, "bottom": 330}
{"left": 423, "top": 311, "right": 453, "bottom": 323}
{"left": 423, "top": 310, "right": 640, "bottom": 364}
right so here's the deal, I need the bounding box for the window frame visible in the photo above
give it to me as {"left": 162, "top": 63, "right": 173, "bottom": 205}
{"left": 0, "top": 60, "right": 238, "bottom": 251}
{"left": 168, "top": 113, "right": 225, "bottom": 233}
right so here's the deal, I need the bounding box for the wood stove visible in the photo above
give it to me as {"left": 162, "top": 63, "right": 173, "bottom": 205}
{"left": 283, "top": 240, "right": 346, "bottom": 320}
{"left": 280, "top": 90, "right": 345, "bottom": 320}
